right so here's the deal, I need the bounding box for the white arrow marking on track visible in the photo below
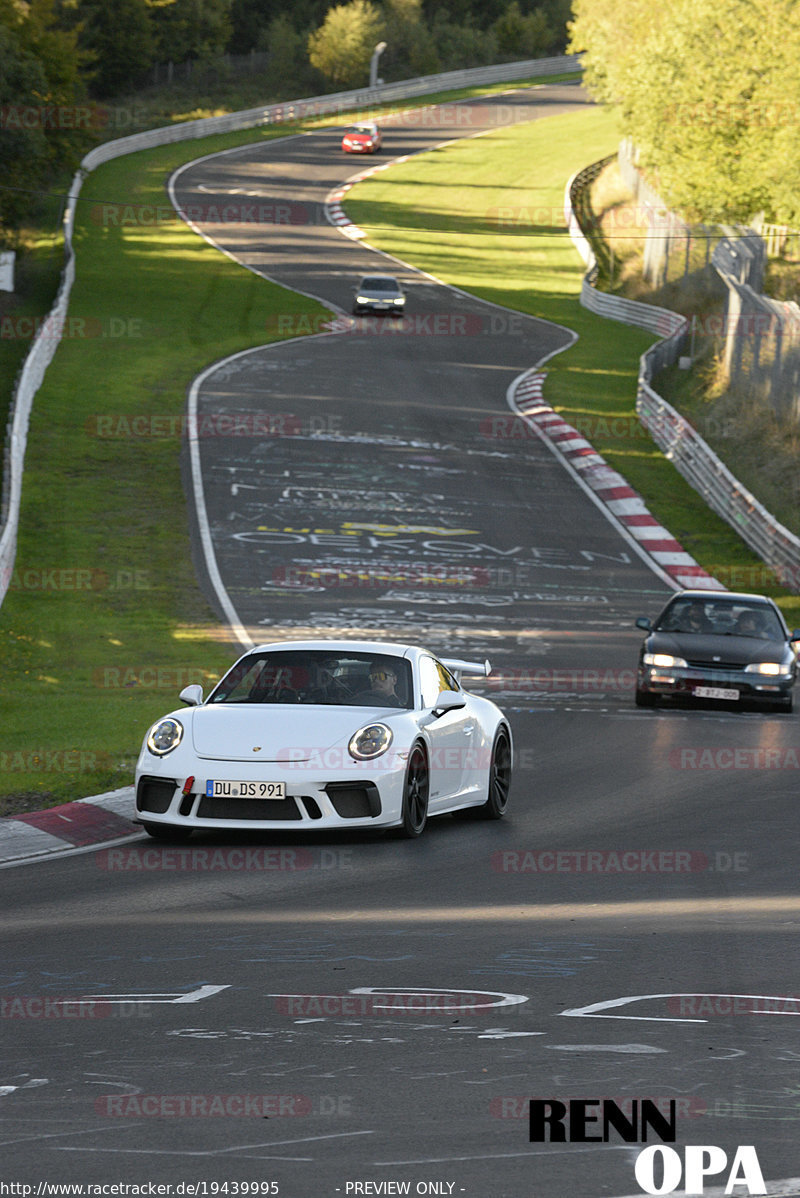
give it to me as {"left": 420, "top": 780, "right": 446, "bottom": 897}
{"left": 54, "top": 984, "right": 230, "bottom": 1005}
{"left": 560, "top": 992, "right": 800, "bottom": 1022}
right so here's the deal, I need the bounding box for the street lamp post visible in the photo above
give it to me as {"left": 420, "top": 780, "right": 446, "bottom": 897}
{"left": 370, "top": 41, "right": 387, "bottom": 89}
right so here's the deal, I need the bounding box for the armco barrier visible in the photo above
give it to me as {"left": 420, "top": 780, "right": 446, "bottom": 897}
{"left": 0, "top": 54, "right": 581, "bottom": 609}
{"left": 565, "top": 155, "right": 800, "bottom": 593}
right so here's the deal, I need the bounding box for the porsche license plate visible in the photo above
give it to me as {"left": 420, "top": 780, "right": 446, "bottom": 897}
{"left": 692, "top": 686, "right": 739, "bottom": 700}
{"left": 206, "top": 780, "right": 286, "bottom": 799}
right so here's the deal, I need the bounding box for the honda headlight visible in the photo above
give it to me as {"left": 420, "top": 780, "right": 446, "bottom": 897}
{"left": 146, "top": 717, "right": 184, "bottom": 756}
{"left": 643, "top": 653, "right": 687, "bottom": 668}
{"left": 348, "top": 722, "right": 393, "bottom": 761}
{"left": 744, "top": 662, "right": 789, "bottom": 676}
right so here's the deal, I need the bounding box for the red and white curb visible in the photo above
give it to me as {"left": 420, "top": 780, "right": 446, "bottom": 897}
{"left": 325, "top": 156, "right": 416, "bottom": 240}
{"left": 325, "top": 185, "right": 367, "bottom": 240}
{"left": 509, "top": 370, "right": 725, "bottom": 592}
{"left": 0, "top": 787, "right": 138, "bottom": 866}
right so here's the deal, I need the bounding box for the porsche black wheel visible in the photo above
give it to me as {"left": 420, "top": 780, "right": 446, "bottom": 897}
{"left": 635, "top": 687, "right": 657, "bottom": 708}
{"left": 479, "top": 728, "right": 512, "bottom": 819}
{"left": 400, "top": 744, "right": 429, "bottom": 838}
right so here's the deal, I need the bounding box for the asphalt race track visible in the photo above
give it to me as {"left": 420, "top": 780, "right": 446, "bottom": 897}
{"left": 3, "top": 83, "right": 800, "bottom": 1198}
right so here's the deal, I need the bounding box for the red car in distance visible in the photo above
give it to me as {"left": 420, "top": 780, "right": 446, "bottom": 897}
{"left": 342, "top": 122, "right": 382, "bottom": 153}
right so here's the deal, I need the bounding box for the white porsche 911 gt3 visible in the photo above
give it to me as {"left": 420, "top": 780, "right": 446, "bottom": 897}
{"left": 135, "top": 640, "right": 512, "bottom": 840}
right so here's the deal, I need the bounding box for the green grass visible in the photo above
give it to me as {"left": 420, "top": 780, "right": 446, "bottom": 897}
{"left": 0, "top": 127, "right": 332, "bottom": 806}
{"left": 345, "top": 106, "right": 800, "bottom": 627}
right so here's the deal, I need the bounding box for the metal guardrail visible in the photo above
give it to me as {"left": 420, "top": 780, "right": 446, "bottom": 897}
{"left": 565, "top": 156, "right": 800, "bottom": 593}
{"left": 637, "top": 383, "right": 800, "bottom": 588}
{"left": 0, "top": 54, "right": 582, "bottom": 608}
{"left": 565, "top": 160, "right": 687, "bottom": 341}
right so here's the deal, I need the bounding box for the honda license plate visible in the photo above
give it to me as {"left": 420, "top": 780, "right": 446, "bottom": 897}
{"left": 206, "top": 780, "right": 286, "bottom": 799}
{"left": 692, "top": 686, "right": 739, "bottom": 701}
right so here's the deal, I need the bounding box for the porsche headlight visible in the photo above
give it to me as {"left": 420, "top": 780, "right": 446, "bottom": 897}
{"left": 146, "top": 717, "right": 184, "bottom": 756}
{"left": 392, "top": 296, "right": 405, "bottom": 305}
{"left": 348, "top": 722, "right": 393, "bottom": 761}
{"left": 643, "top": 653, "right": 687, "bottom": 668}
{"left": 745, "top": 662, "right": 790, "bottom": 676}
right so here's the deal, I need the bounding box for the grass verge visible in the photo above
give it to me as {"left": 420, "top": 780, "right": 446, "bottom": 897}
{"left": 0, "top": 127, "right": 331, "bottom": 808}
{"left": 344, "top": 105, "right": 800, "bottom": 628}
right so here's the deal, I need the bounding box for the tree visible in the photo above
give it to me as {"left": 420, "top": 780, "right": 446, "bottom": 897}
{"left": 0, "top": 0, "right": 86, "bottom": 235}
{"left": 428, "top": 9, "right": 497, "bottom": 70}
{"left": 307, "top": 0, "right": 386, "bottom": 89}
{"left": 76, "top": 0, "right": 154, "bottom": 96}
{"left": 258, "top": 14, "right": 307, "bottom": 87}
{"left": 568, "top": 0, "right": 800, "bottom": 224}
{"left": 381, "top": 0, "right": 439, "bottom": 79}
{"left": 149, "top": 0, "right": 233, "bottom": 64}
{"left": 492, "top": 1, "right": 553, "bottom": 58}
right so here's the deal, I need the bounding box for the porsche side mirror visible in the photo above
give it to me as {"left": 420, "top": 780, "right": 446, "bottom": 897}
{"left": 791, "top": 629, "right": 800, "bottom": 642}
{"left": 432, "top": 691, "right": 467, "bottom": 717}
{"left": 179, "top": 684, "right": 203, "bottom": 706}
{"left": 635, "top": 617, "right": 652, "bottom": 631}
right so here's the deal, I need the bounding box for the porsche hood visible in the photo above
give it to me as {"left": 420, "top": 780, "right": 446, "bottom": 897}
{"left": 187, "top": 704, "right": 401, "bottom": 762}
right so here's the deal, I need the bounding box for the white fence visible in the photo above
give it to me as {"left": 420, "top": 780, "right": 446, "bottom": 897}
{"left": 0, "top": 54, "right": 581, "bottom": 609}
{"left": 565, "top": 155, "right": 800, "bottom": 593}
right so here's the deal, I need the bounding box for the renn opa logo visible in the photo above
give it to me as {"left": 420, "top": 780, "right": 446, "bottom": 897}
{"left": 528, "top": 1100, "right": 765, "bottom": 1194}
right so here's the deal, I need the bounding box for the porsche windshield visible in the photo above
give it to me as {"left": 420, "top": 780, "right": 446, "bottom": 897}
{"left": 209, "top": 650, "right": 413, "bottom": 708}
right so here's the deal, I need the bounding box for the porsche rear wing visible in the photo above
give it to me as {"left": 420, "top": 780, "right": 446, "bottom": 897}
{"left": 441, "top": 657, "right": 491, "bottom": 681}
